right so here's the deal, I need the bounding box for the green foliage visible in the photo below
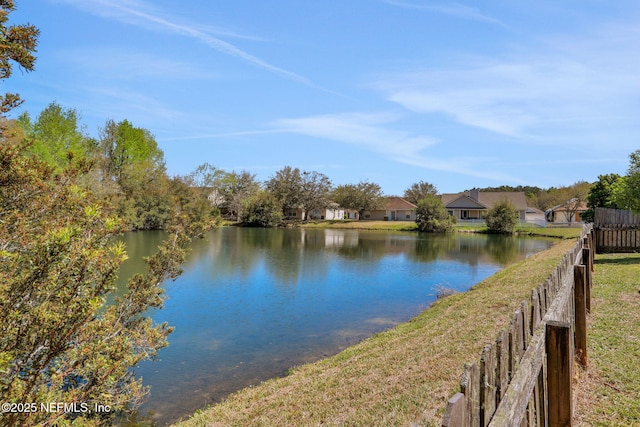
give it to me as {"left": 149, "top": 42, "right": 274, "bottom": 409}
{"left": 99, "top": 119, "right": 164, "bottom": 181}
{"left": 18, "top": 102, "right": 97, "bottom": 170}
{"left": 299, "top": 170, "right": 332, "bottom": 220}
{"left": 414, "top": 194, "right": 454, "bottom": 233}
{"left": 403, "top": 180, "right": 438, "bottom": 205}
{"left": 486, "top": 198, "right": 519, "bottom": 234}
{"left": 218, "top": 170, "right": 260, "bottom": 221}
{"left": 583, "top": 173, "right": 623, "bottom": 222}
{"left": 266, "top": 167, "right": 333, "bottom": 220}
{"left": 613, "top": 149, "right": 640, "bottom": 212}
{"left": 0, "top": 1, "right": 39, "bottom": 114}
{"left": 332, "top": 181, "right": 384, "bottom": 219}
{"left": 0, "top": 139, "right": 197, "bottom": 426}
{"left": 241, "top": 191, "right": 283, "bottom": 227}
{"left": 266, "top": 165, "right": 303, "bottom": 215}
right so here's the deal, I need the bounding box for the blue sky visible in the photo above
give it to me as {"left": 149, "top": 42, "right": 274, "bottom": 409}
{"left": 5, "top": 1, "right": 640, "bottom": 194}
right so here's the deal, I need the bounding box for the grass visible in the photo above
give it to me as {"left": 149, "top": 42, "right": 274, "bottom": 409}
{"left": 300, "top": 219, "right": 419, "bottom": 231}
{"left": 173, "top": 237, "right": 581, "bottom": 427}
{"left": 574, "top": 252, "right": 640, "bottom": 426}
{"left": 300, "top": 219, "right": 583, "bottom": 240}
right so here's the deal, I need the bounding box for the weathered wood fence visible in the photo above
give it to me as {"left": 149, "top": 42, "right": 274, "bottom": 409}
{"left": 441, "top": 224, "right": 595, "bottom": 427}
{"left": 594, "top": 207, "right": 640, "bottom": 253}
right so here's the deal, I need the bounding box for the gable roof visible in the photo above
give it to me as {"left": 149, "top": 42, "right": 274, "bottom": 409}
{"left": 385, "top": 196, "right": 417, "bottom": 210}
{"left": 443, "top": 195, "right": 486, "bottom": 209}
{"left": 441, "top": 191, "right": 528, "bottom": 211}
{"left": 546, "top": 198, "right": 588, "bottom": 213}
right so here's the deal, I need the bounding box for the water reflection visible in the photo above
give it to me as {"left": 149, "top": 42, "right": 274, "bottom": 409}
{"left": 114, "top": 227, "right": 553, "bottom": 425}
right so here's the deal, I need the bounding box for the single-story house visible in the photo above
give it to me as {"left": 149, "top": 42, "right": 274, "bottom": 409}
{"left": 440, "top": 189, "right": 529, "bottom": 222}
{"left": 286, "top": 202, "right": 346, "bottom": 220}
{"left": 363, "top": 196, "right": 417, "bottom": 221}
{"left": 545, "top": 198, "right": 587, "bottom": 223}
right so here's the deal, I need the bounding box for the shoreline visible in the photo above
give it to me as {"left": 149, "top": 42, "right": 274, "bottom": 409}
{"left": 174, "top": 230, "right": 581, "bottom": 426}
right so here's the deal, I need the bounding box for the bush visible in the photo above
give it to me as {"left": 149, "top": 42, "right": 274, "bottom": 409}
{"left": 415, "top": 194, "right": 455, "bottom": 233}
{"left": 241, "top": 191, "right": 283, "bottom": 227}
{"left": 486, "top": 199, "right": 519, "bottom": 234}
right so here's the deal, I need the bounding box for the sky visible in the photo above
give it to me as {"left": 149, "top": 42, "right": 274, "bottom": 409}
{"left": 4, "top": 0, "right": 640, "bottom": 195}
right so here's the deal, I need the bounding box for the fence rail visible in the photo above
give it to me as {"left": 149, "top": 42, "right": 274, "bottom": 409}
{"left": 441, "top": 224, "right": 594, "bottom": 427}
{"left": 594, "top": 208, "right": 640, "bottom": 253}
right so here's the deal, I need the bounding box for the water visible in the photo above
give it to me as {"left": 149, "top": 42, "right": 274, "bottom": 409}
{"left": 115, "top": 227, "right": 554, "bottom": 425}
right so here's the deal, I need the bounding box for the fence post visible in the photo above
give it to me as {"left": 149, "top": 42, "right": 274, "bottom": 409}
{"left": 462, "top": 363, "right": 480, "bottom": 427}
{"left": 581, "top": 247, "right": 592, "bottom": 313}
{"left": 442, "top": 393, "right": 467, "bottom": 427}
{"left": 546, "top": 321, "right": 573, "bottom": 426}
{"left": 574, "top": 265, "right": 588, "bottom": 368}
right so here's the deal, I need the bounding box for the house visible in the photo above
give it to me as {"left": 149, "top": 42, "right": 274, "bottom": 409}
{"left": 545, "top": 198, "right": 587, "bottom": 223}
{"left": 363, "top": 196, "right": 417, "bottom": 221}
{"left": 286, "top": 202, "right": 346, "bottom": 221}
{"left": 308, "top": 202, "right": 346, "bottom": 220}
{"left": 440, "top": 189, "right": 529, "bottom": 222}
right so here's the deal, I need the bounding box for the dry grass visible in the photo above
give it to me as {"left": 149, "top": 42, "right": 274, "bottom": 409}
{"left": 174, "top": 239, "right": 578, "bottom": 427}
{"left": 574, "top": 253, "right": 640, "bottom": 426}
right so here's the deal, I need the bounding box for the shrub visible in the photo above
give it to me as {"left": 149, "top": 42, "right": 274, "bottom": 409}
{"left": 241, "top": 191, "right": 283, "bottom": 227}
{"left": 415, "top": 194, "right": 455, "bottom": 233}
{"left": 486, "top": 199, "right": 519, "bottom": 234}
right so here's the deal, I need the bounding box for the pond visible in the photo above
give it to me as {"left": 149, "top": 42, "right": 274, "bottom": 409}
{"left": 116, "top": 227, "right": 555, "bottom": 425}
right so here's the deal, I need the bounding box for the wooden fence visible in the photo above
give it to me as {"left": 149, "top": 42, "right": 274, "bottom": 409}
{"left": 594, "top": 207, "right": 640, "bottom": 253}
{"left": 441, "top": 225, "right": 594, "bottom": 427}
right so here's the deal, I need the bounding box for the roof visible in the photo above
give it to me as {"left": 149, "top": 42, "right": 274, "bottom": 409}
{"left": 381, "top": 196, "right": 418, "bottom": 211}
{"left": 546, "top": 198, "right": 588, "bottom": 213}
{"left": 441, "top": 191, "right": 529, "bottom": 211}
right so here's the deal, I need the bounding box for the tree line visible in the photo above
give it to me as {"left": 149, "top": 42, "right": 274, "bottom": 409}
{"left": 14, "top": 100, "right": 640, "bottom": 234}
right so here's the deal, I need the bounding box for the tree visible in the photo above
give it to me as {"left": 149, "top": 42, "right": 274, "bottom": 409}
{"left": 404, "top": 180, "right": 438, "bottom": 205}
{"left": 265, "top": 166, "right": 302, "bottom": 216}
{"left": 0, "top": 140, "right": 195, "bottom": 426}
{"left": 332, "top": 181, "right": 384, "bottom": 220}
{"left": 240, "top": 191, "right": 283, "bottom": 227}
{"left": 557, "top": 181, "right": 590, "bottom": 223}
{"left": 189, "top": 162, "right": 226, "bottom": 208}
{"left": 18, "top": 102, "right": 97, "bottom": 170}
{"left": 486, "top": 199, "right": 519, "bottom": 234}
{"left": 582, "top": 174, "right": 622, "bottom": 222}
{"left": 99, "top": 119, "right": 164, "bottom": 182}
{"left": 265, "top": 167, "right": 332, "bottom": 220}
{"left": 612, "top": 149, "right": 640, "bottom": 212}
{"left": 0, "top": 1, "right": 39, "bottom": 114}
{"left": 415, "top": 194, "right": 454, "bottom": 232}
{"left": 97, "top": 119, "right": 174, "bottom": 229}
{"left": 219, "top": 170, "right": 260, "bottom": 221}
{"left": 299, "top": 170, "right": 332, "bottom": 220}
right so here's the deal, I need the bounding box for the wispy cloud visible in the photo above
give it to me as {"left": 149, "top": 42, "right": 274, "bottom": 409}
{"left": 372, "top": 22, "right": 640, "bottom": 146}
{"left": 381, "top": 0, "right": 504, "bottom": 26}
{"left": 58, "top": 48, "right": 215, "bottom": 81}
{"left": 272, "top": 112, "right": 519, "bottom": 181}
{"left": 55, "top": 0, "right": 332, "bottom": 92}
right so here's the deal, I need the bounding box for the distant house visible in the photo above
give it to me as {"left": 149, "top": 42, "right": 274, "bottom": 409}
{"left": 545, "top": 198, "right": 587, "bottom": 223}
{"left": 440, "top": 189, "right": 529, "bottom": 222}
{"left": 308, "top": 202, "right": 346, "bottom": 220}
{"left": 286, "top": 202, "right": 346, "bottom": 221}
{"left": 364, "top": 196, "right": 417, "bottom": 221}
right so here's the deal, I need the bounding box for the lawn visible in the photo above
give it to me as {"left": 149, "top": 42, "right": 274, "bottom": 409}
{"left": 574, "top": 252, "right": 640, "bottom": 426}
